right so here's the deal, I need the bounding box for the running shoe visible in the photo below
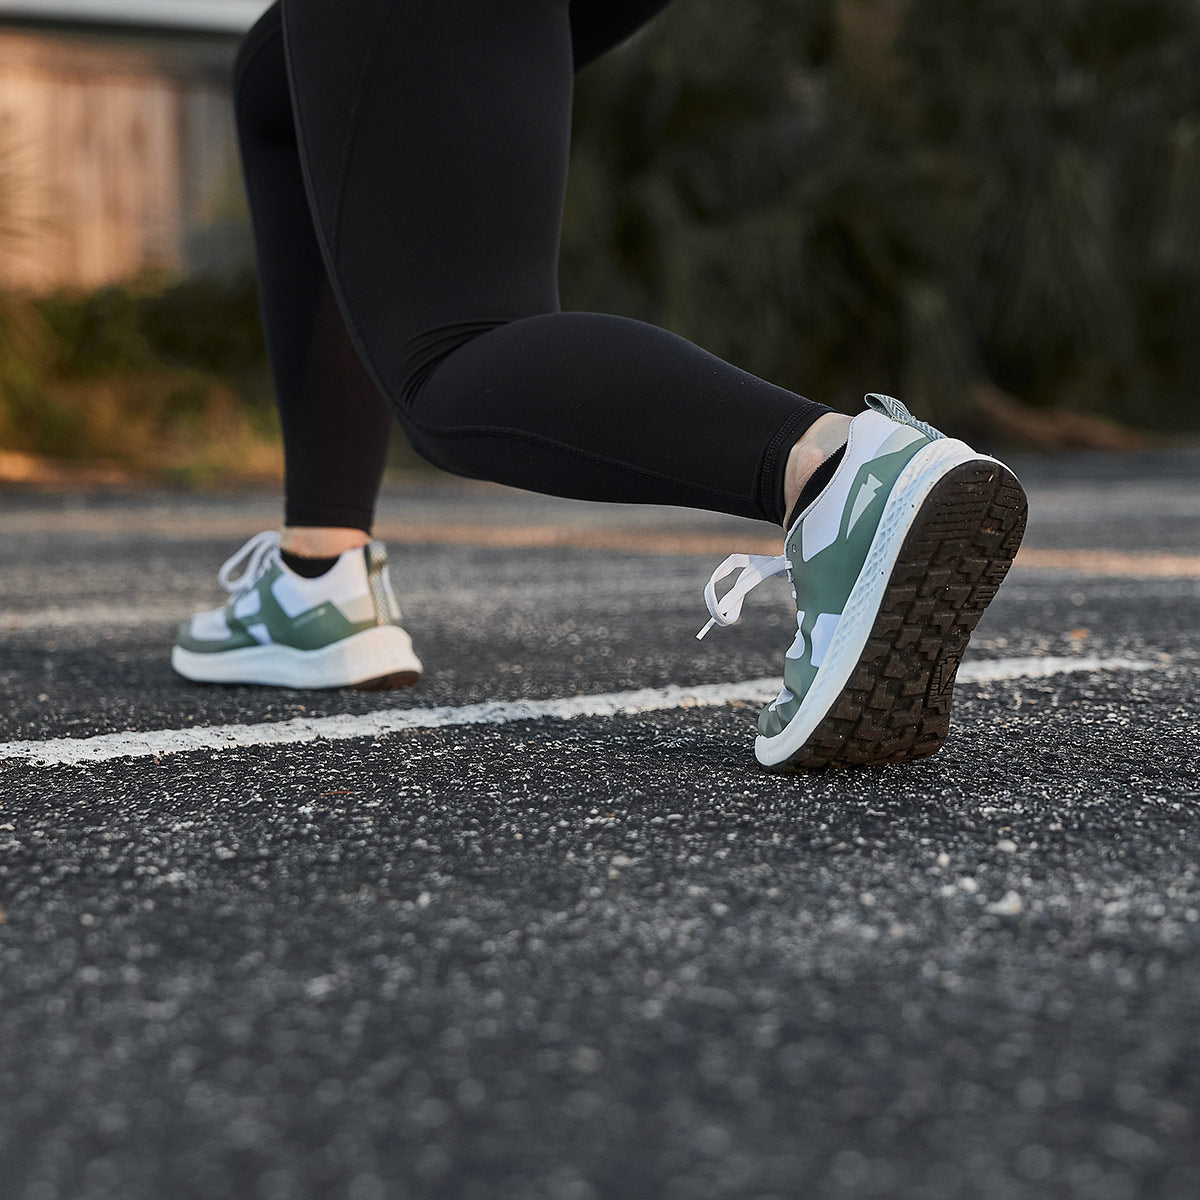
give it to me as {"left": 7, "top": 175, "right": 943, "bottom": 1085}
{"left": 698, "top": 394, "right": 1027, "bottom": 769}
{"left": 172, "top": 531, "right": 423, "bottom": 689}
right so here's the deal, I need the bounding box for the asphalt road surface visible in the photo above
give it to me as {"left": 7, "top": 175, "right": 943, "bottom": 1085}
{"left": 1, "top": 448, "right": 1198, "bottom": 1200}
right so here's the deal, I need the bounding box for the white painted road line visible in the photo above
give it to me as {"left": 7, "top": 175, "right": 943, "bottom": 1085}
{"left": 1, "top": 604, "right": 188, "bottom": 631}
{"left": 0, "top": 657, "right": 1158, "bottom": 768}
{"left": 954, "top": 655, "right": 1158, "bottom": 683}
{"left": 0, "top": 679, "right": 784, "bottom": 767}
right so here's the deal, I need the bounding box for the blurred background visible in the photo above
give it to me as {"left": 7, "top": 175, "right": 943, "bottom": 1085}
{"left": 0, "top": 0, "right": 1198, "bottom": 488}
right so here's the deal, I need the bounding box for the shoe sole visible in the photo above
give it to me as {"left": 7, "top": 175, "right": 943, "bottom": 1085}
{"left": 171, "top": 624, "right": 423, "bottom": 691}
{"left": 757, "top": 448, "right": 1028, "bottom": 770}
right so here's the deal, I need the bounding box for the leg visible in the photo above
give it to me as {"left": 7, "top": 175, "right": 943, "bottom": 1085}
{"left": 173, "top": 0, "right": 693, "bottom": 690}
{"left": 234, "top": 3, "right": 390, "bottom": 541}
{"left": 236, "top": 0, "right": 678, "bottom": 555}
{"left": 173, "top": 4, "right": 420, "bottom": 691}
{"left": 281, "top": 0, "right": 834, "bottom": 526}
{"left": 271, "top": 0, "right": 1027, "bottom": 764}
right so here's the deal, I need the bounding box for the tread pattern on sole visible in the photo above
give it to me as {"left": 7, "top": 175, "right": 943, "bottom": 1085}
{"left": 779, "top": 461, "right": 1028, "bottom": 770}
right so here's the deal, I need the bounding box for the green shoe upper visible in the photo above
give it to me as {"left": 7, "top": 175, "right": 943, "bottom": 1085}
{"left": 698, "top": 395, "right": 945, "bottom": 736}
{"left": 176, "top": 532, "right": 400, "bottom": 655}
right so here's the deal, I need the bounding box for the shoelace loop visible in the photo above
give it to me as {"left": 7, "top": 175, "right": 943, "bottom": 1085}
{"left": 217, "top": 531, "right": 282, "bottom": 596}
{"left": 697, "top": 552, "right": 790, "bottom": 640}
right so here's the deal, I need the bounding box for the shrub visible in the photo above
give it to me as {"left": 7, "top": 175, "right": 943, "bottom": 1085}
{"left": 562, "top": 0, "right": 1200, "bottom": 433}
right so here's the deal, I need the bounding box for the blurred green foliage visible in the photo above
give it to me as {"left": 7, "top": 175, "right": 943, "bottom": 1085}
{"left": 563, "top": 0, "right": 1200, "bottom": 431}
{"left": 37, "top": 273, "right": 268, "bottom": 384}
{"left": 0, "top": 275, "right": 280, "bottom": 481}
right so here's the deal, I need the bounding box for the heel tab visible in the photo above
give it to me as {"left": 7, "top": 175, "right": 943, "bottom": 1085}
{"left": 364, "top": 540, "right": 402, "bottom": 625}
{"left": 365, "top": 539, "right": 389, "bottom": 572}
{"left": 864, "top": 393, "right": 945, "bottom": 441}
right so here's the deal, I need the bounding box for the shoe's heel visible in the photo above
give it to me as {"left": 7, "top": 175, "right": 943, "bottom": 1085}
{"left": 781, "top": 460, "right": 1028, "bottom": 769}
{"left": 357, "top": 542, "right": 422, "bottom": 689}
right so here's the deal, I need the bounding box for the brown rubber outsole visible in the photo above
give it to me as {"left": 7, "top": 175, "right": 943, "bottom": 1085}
{"left": 777, "top": 460, "right": 1028, "bottom": 770}
{"left": 353, "top": 669, "right": 422, "bottom": 692}
{"left": 189, "top": 669, "right": 421, "bottom": 692}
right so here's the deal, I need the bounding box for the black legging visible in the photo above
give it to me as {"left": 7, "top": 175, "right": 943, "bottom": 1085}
{"left": 235, "top": 0, "right": 830, "bottom": 532}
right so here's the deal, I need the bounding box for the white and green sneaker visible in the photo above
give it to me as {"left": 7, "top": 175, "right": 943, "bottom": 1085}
{"left": 699, "top": 394, "right": 1027, "bottom": 769}
{"left": 172, "top": 531, "right": 423, "bottom": 690}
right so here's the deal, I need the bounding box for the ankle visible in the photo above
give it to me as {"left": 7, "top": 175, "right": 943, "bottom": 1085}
{"left": 280, "top": 526, "right": 370, "bottom": 560}
{"left": 782, "top": 413, "right": 852, "bottom": 520}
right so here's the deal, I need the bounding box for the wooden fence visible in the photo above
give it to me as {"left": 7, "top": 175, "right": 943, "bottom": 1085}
{"left": 0, "top": 26, "right": 243, "bottom": 292}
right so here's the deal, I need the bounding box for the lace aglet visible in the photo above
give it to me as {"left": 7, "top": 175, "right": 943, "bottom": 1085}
{"left": 696, "top": 618, "right": 717, "bottom": 641}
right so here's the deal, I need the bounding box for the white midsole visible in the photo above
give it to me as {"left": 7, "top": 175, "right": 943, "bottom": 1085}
{"left": 171, "top": 624, "right": 423, "bottom": 689}
{"left": 755, "top": 438, "right": 998, "bottom": 767}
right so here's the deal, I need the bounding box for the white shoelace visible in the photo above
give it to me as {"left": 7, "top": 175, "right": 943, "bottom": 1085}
{"left": 697, "top": 552, "right": 790, "bottom": 640}
{"left": 216, "top": 531, "right": 282, "bottom": 596}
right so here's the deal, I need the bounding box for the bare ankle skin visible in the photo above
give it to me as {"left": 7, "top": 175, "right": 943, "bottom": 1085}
{"left": 280, "top": 526, "right": 370, "bottom": 559}
{"left": 782, "top": 412, "right": 853, "bottom": 520}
